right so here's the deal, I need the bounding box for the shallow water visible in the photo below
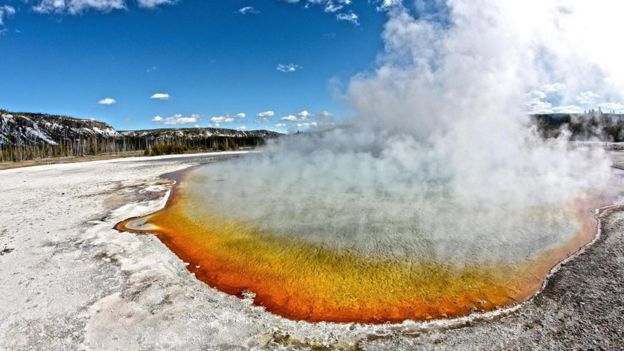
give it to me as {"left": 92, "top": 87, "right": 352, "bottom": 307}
{"left": 117, "top": 163, "right": 602, "bottom": 323}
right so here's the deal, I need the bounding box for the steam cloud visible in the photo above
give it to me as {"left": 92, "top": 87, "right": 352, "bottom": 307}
{"left": 188, "top": 0, "right": 619, "bottom": 264}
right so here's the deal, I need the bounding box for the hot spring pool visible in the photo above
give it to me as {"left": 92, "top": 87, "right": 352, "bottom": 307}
{"left": 116, "top": 160, "right": 604, "bottom": 324}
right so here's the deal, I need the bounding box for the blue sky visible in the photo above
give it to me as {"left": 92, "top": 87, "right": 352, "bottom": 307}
{"left": 0, "top": 0, "right": 389, "bottom": 131}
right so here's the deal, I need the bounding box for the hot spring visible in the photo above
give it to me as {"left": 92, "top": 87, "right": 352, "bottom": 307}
{"left": 118, "top": 0, "right": 624, "bottom": 324}
{"left": 117, "top": 129, "right": 612, "bottom": 324}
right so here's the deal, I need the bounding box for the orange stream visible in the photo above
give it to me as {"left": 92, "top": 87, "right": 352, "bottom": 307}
{"left": 116, "top": 169, "right": 600, "bottom": 324}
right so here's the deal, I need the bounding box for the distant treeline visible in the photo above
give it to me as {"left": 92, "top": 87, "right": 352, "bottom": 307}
{"left": 0, "top": 135, "right": 269, "bottom": 162}
{"left": 532, "top": 111, "right": 624, "bottom": 142}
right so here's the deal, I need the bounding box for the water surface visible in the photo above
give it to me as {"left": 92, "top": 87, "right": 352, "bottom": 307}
{"left": 117, "top": 163, "right": 602, "bottom": 323}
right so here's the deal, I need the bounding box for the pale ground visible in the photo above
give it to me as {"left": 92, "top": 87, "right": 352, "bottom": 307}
{"left": 1, "top": 151, "right": 623, "bottom": 350}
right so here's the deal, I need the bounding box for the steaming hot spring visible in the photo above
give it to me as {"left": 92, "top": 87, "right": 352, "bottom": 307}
{"left": 115, "top": 0, "right": 620, "bottom": 325}
{"left": 117, "top": 127, "right": 613, "bottom": 324}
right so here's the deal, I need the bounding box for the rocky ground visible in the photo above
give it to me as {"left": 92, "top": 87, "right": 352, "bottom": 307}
{"left": 0, "top": 151, "right": 623, "bottom": 350}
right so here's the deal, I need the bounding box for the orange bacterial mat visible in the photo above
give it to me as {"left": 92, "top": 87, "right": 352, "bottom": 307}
{"left": 116, "top": 168, "right": 600, "bottom": 324}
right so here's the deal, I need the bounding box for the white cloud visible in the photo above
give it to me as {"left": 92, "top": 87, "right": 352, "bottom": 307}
{"left": 296, "top": 122, "right": 318, "bottom": 129}
{"left": 526, "top": 93, "right": 585, "bottom": 114}
{"left": 34, "top": 0, "right": 125, "bottom": 14}
{"left": 527, "top": 90, "right": 547, "bottom": 100}
{"left": 98, "top": 97, "right": 116, "bottom": 105}
{"left": 210, "top": 115, "right": 235, "bottom": 125}
{"left": 257, "top": 110, "right": 275, "bottom": 118}
{"left": 137, "top": 0, "right": 175, "bottom": 8}
{"left": 239, "top": 6, "right": 260, "bottom": 15}
{"left": 576, "top": 91, "right": 601, "bottom": 105}
{"left": 152, "top": 113, "right": 200, "bottom": 125}
{"left": 236, "top": 126, "right": 247, "bottom": 130}
{"left": 280, "top": 115, "right": 298, "bottom": 121}
{"left": 597, "top": 102, "right": 624, "bottom": 113}
{"left": 551, "top": 105, "right": 584, "bottom": 114}
{"left": 376, "top": 0, "right": 399, "bottom": 11}
{"left": 275, "top": 123, "right": 287, "bottom": 128}
{"left": 33, "top": 0, "right": 175, "bottom": 14}
{"left": 0, "top": 5, "right": 16, "bottom": 26}
{"left": 150, "top": 93, "right": 170, "bottom": 100}
{"left": 297, "top": 110, "right": 313, "bottom": 120}
{"left": 282, "top": 0, "right": 376, "bottom": 24}
{"left": 276, "top": 63, "right": 301, "bottom": 73}
{"left": 275, "top": 109, "right": 334, "bottom": 128}
{"left": 324, "top": 3, "right": 343, "bottom": 13}
{"left": 210, "top": 113, "right": 243, "bottom": 125}
{"left": 527, "top": 98, "right": 553, "bottom": 114}
{"left": 336, "top": 12, "right": 358, "bottom": 25}
{"left": 540, "top": 83, "right": 566, "bottom": 94}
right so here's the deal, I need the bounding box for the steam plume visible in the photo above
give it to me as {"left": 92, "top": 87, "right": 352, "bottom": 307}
{"left": 188, "top": 0, "right": 618, "bottom": 264}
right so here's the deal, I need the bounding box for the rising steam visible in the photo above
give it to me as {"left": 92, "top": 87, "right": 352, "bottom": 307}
{"left": 187, "top": 0, "right": 618, "bottom": 264}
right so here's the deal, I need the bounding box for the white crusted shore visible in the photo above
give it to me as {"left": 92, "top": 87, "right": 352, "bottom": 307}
{"left": 1, "top": 152, "right": 624, "bottom": 350}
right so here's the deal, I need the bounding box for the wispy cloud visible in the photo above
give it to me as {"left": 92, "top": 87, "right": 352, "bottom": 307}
{"left": 98, "top": 97, "right": 116, "bottom": 105}
{"left": 239, "top": 6, "right": 260, "bottom": 15}
{"left": 297, "top": 110, "right": 313, "bottom": 120}
{"left": 0, "top": 5, "right": 15, "bottom": 26}
{"left": 33, "top": 0, "right": 176, "bottom": 14}
{"left": 152, "top": 113, "right": 200, "bottom": 125}
{"left": 280, "top": 115, "right": 298, "bottom": 121}
{"left": 137, "top": 0, "right": 176, "bottom": 9}
{"left": 295, "top": 121, "right": 318, "bottom": 129}
{"left": 597, "top": 102, "right": 624, "bottom": 113}
{"left": 281, "top": 0, "right": 389, "bottom": 24}
{"left": 540, "top": 83, "right": 566, "bottom": 94}
{"left": 210, "top": 115, "right": 235, "bottom": 126}
{"left": 278, "top": 110, "right": 314, "bottom": 122}
{"left": 336, "top": 12, "right": 359, "bottom": 25}
{"left": 376, "top": 0, "right": 400, "bottom": 11}
{"left": 257, "top": 110, "right": 275, "bottom": 118}
{"left": 576, "top": 91, "right": 601, "bottom": 105}
{"left": 551, "top": 105, "right": 584, "bottom": 114}
{"left": 276, "top": 63, "right": 301, "bottom": 73}
{"left": 318, "top": 110, "right": 332, "bottom": 118}
{"left": 323, "top": 2, "right": 344, "bottom": 13}
{"left": 275, "top": 109, "right": 335, "bottom": 133}
{"left": 150, "top": 93, "right": 170, "bottom": 100}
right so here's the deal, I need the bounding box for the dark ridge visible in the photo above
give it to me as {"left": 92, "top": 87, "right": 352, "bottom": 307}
{"left": 0, "top": 109, "right": 281, "bottom": 162}
{"left": 531, "top": 110, "right": 624, "bottom": 142}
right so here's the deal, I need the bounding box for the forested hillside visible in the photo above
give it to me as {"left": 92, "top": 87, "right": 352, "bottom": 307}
{"left": 0, "top": 110, "right": 280, "bottom": 162}
{"left": 532, "top": 110, "right": 624, "bottom": 142}
{"left": 4, "top": 108, "right": 621, "bottom": 163}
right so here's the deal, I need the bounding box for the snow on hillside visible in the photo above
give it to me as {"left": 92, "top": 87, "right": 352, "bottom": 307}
{"left": 0, "top": 110, "right": 280, "bottom": 148}
{"left": 0, "top": 112, "right": 120, "bottom": 146}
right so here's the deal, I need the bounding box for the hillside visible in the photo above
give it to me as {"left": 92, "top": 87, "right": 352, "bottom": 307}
{"left": 0, "top": 111, "right": 119, "bottom": 146}
{"left": 532, "top": 110, "right": 624, "bottom": 141}
{"left": 121, "top": 127, "right": 279, "bottom": 140}
{"left": 0, "top": 110, "right": 280, "bottom": 162}
{"left": 3, "top": 107, "right": 622, "bottom": 163}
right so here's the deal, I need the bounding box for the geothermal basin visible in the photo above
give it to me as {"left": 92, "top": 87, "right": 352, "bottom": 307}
{"left": 117, "top": 159, "right": 605, "bottom": 324}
